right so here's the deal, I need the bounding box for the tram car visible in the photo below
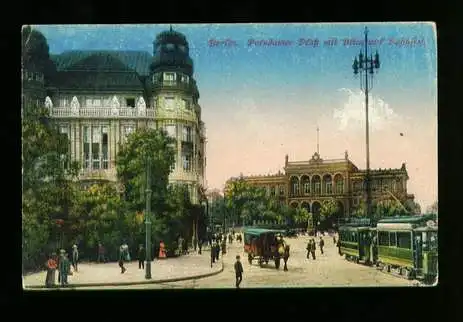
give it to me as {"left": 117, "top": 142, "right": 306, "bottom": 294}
{"left": 338, "top": 214, "right": 438, "bottom": 284}
{"left": 375, "top": 215, "right": 438, "bottom": 283}
{"left": 338, "top": 224, "right": 376, "bottom": 265}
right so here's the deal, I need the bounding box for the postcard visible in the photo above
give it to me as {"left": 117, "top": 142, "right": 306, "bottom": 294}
{"left": 22, "top": 23, "right": 437, "bottom": 290}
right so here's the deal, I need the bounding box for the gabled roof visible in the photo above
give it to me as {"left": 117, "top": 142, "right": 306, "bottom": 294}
{"left": 50, "top": 50, "right": 152, "bottom": 76}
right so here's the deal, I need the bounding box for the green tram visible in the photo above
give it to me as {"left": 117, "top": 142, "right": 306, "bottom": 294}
{"left": 338, "top": 215, "right": 438, "bottom": 284}
{"left": 339, "top": 223, "right": 376, "bottom": 265}
{"left": 376, "top": 215, "right": 438, "bottom": 283}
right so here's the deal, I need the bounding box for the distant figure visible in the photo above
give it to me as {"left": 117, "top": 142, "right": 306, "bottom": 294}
{"left": 333, "top": 235, "right": 336, "bottom": 245}
{"left": 228, "top": 234, "right": 233, "bottom": 244}
{"left": 138, "top": 244, "right": 146, "bottom": 269}
{"left": 319, "top": 237, "right": 325, "bottom": 255}
{"left": 221, "top": 239, "right": 227, "bottom": 255}
{"left": 45, "top": 253, "right": 57, "bottom": 288}
{"left": 159, "top": 241, "right": 167, "bottom": 259}
{"left": 234, "top": 255, "right": 244, "bottom": 288}
{"left": 210, "top": 243, "right": 216, "bottom": 267}
{"left": 337, "top": 238, "right": 342, "bottom": 256}
{"left": 97, "top": 243, "right": 106, "bottom": 263}
{"left": 198, "top": 239, "right": 203, "bottom": 255}
{"left": 215, "top": 242, "right": 220, "bottom": 261}
{"left": 178, "top": 236, "right": 184, "bottom": 256}
{"left": 283, "top": 245, "right": 290, "bottom": 271}
{"left": 309, "top": 239, "right": 316, "bottom": 260}
{"left": 59, "top": 253, "right": 71, "bottom": 286}
{"left": 119, "top": 245, "right": 127, "bottom": 273}
{"left": 71, "top": 244, "right": 79, "bottom": 272}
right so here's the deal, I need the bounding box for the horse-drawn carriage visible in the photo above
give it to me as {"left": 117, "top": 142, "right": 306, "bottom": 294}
{"left": 243, "top": 228, "right": 286, "bottom": 268}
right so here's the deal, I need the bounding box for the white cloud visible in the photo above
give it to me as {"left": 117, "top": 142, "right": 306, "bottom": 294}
{"left": 334, "top": 88, "right": 400, "bottom": 131}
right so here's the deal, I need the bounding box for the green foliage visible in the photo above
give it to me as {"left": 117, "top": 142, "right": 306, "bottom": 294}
{"left": 426, "top": 201, "right": 438, "bottom": 215}
{"left": 374, "top": 200, "right": 409, "bottom": 218}
{"left": 21, "top": 25, "right": 56, "bottom": 80}
{"left": 319, "top": 198, "right": 339, "bottom": 222}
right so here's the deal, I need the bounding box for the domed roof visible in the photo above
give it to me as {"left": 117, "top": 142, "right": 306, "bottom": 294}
{"left": 154, "top": 26, "right": 189, "bottom": 47}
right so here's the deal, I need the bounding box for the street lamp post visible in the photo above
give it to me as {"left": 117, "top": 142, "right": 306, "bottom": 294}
{"left": 352, "top": 26, "right": 380, "bottom": 219}
{"left": 145, "top": 156, "right": 152, "bottom": 279}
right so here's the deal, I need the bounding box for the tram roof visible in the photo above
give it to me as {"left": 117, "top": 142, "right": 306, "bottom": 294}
{"left": 377, "top": 214, "right": 436, "bottom": 224}
{"left": 243, "top": 228, "right": 285, "bottom": 236}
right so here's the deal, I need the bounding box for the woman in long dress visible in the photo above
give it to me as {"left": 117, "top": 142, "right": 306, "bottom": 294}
{"left": 159, "top": 241, "right": 166, "bottom": 259}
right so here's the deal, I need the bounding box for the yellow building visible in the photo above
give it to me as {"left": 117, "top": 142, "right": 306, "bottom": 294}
{"left": 226, "top": 151, "right": 414, "bottom": 219}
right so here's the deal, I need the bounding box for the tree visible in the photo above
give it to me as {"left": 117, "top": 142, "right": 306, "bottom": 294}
{"left": 426, "top": 201, "right": 438, "bottom": 214}
{"left": 374, "top": 200, "right": 406, "bottom": 219}
{"left": 116, "top": 127, "right": 176, "bottom": 216}
{"left": 319, "top": 198, "right": 340, "bottom": 227}
{"left": 22, "top": 26, "right": 56, "bottom": 79}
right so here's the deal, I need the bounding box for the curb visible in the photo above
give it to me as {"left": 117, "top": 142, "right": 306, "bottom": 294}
{"left": 24, "top": 261, "right": 224, "bottom": 289}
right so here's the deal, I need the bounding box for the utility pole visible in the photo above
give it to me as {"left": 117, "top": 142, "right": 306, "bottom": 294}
{"left": 145, "top": 156, "right": 152, "bottom": 279}
{"left": 352, "top": 26, "right": 380, "bottom": 219}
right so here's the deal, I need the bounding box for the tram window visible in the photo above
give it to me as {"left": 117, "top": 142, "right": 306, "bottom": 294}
{"left": 397, "top": 232, "right": 411, "bottom": 249}
{"left": 378, "top": 231, "right": 389, "bottom": 246}
{"left": 389, "top": 232, "right": 397, "bottom": 247}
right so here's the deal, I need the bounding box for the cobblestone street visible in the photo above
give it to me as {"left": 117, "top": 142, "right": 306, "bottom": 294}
{"left": 75, "top": 235, "right": 422, "bottom": 289}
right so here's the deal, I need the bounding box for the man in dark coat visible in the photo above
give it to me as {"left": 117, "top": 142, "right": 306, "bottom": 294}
{"left": 198, "top": 239, "right": 203, "bottom": 255}
{"left": 210, "top": 243, "right": 216, "bottom": 267}
{"left": 283, "top": 245, "right": 290, "bottom": 271}
{"left": 319, "top": 237, "right": 325, "bottom": 255}
{"left": 234, "top": 255, "right": 244, "bottom": 288}
{"left": 310, "top": 239, "right": 316, "bottom": 260}
{"left": 215, "top": 242, "right": 220, "bottom": 261}
{"left": 138, "top": 244, "right": 146, "bottom": 269}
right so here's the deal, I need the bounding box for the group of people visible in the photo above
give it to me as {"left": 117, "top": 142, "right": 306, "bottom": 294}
{"left": 45, "top": 245, "right": 79, "bottom": 287}
{"left": 306, "top": 236, "right": 325, "bottom": 260}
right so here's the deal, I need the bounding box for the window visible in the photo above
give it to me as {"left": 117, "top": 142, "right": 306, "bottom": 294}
{"left": 92, "top": 126, "right": 100, "bottom": 169}
{"left": 165, "top": 97, "right": 175, "bottom": 109}
{"left": 94, "top": 98, "right": 101, "bottom": 107}
{"left": 336, "top": 180, "right": 344, "bottom": 194}
{"left": 181, "top": 75, "right": 189, "bottom": 83}
{"left": 389, "top": 232, "right": 397, "bottom": 247}
{"left": 397, "top": 232, "right": 411, "bottom": 249}
{"left": 83, "top": 126, "right": 90, "bottom": 169}
{"left": 163, "top": 72, "right": 176, "bottom": 82}
{"left": 183, "top": 125, "right": 192, "bottom": 142}
{"left": 378, "top": 231, "right": 389, "bottom": 246}
{"left": 182, "top": 99, "right": 190, "bottom": 110}
{"left": 166, "top": 43, "right": 175, "bottom": 50}
{"left": 304, "top": 183, "right": 310, "bottom": 194}
{"left": 279, "top": 185, "right": 285, "bottom": 196}
{"left": 102, "top": 127, "right": 108, "bottom": 169}
{"left": 270, "top": 186, "right": 276, "bottom": 196}
{"left": 59, "top": 98, "right": 68, "bottom": 107}
{"left": 292, "top": 182, "right": 299, "bottom": 195}
{"left": 126, "top": 98, "right": 135, "bottom": 108}
{"left": 85, "top": 98, "right": 93, "bottom": 107}
{"left": 182, "top": 151, "right": 192, "bottom": 171}
{"left": 326, "top": 182, "right": 333, "bottom": 194}
{"left": 165, "top": 124, "right": 177, "bottom": 138}
{"left": 314, "top": 182, "right": 321, "bottom": 195}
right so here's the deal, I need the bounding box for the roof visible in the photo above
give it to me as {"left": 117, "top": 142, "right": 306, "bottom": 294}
{"left": 243, "top": 228, "right": 285, "bottom": 236}
{"left": 50, "top": 50, "right": 152, "bottom": 76}
{"left": 339, "top": 225, "right": 372, "bottom": 231}
{"left": 53, "top": 71, "right": 144, "bottom": 90}
{"left": 377, "top": 214, "right": 435, "bottom": 224}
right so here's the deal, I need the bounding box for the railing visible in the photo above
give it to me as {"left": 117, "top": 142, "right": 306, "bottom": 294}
{"left": 49, "top": 106, "right": 156, "bottom": 119}
{"left": 156, "top": 108, "right": 197, "bottom": 123}
{"left": 153, "top": 80, "right": 195, "bottom": 92}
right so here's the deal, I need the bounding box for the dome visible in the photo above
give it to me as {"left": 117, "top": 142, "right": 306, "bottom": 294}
{"left": 151, "top": 27, "right": 194, "bottom": 75}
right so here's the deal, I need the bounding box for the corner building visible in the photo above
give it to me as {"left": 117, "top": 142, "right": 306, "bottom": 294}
{"left": 226, "top": 151, "right": 415, "bottom": 220}
{"left": 23, "top": 28, "right": 206, "bottom": 204}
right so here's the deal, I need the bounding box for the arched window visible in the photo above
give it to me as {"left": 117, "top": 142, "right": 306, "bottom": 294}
{"left": 334, "top": 174, "right": 344, "bottom": 194}
{"left": 290, "top": 177, "right": 300, "bottom": 196}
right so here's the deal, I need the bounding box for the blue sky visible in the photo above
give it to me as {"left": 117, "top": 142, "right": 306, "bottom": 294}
{"left": 33, "top": 23, "right": 438, "bottom": 209}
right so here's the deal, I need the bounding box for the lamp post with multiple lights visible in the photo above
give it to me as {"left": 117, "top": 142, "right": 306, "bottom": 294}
{"left": 352, "top": 26, "right": 380, "bottom": 219}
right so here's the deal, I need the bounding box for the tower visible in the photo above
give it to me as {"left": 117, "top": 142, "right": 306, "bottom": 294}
{"left": 150, "top": 28, "right": 206, "bottom": 204}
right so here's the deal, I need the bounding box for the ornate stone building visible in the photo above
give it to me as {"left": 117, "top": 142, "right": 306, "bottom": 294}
{"left": 22, "top": 28, "right": 206, "bottom": 204}
{"left": 226, "top": 151, "right": 415, "bottom": 219}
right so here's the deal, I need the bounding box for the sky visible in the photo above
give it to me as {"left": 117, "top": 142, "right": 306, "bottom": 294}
{"left": 33, "top": 23, "right": 437, "bottom": 210}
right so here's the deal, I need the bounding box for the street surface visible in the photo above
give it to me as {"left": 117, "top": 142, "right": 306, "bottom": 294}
{"left": 75, "top": 235, "right": 421, "bottom": 289}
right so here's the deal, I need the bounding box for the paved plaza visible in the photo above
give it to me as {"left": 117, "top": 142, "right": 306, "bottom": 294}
{"left": 23, "top": 251, "right": 223, "bottom": 289}
{"left": 72, "top": 235, "right": 425, "bottom": 290}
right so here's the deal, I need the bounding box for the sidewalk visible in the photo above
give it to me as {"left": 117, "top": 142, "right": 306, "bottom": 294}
{"left": 23, "top": 251, "right": 223, "bottom": 289}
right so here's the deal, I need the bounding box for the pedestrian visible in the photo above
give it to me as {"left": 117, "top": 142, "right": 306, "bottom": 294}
{"left": 319, "top": 236, "right": 325, "bottom": 255}
{"left": 193, "top": 237, "right": 197, "bottom": 252}
{"left": 337, "top": 238, "right": 342, "bottom": 256}
{"left": 306, "top": 240, "right": 311, "bottom": 259}
{"left": 333, "top": 235, "right": 336, "bottom": 245}
{"left": 159, "top": 240, "right": 167, "bottom": 259}
{"left": 221, "top": 239, "right": 227, "bottom": 255}
{"left": 234, "top": 255, "right": 244, "bottom": 288}
{"left": 59, "top": 253, "right": 70, "bottom": 286}
{"left": 57, "top": 249, "right": 65, "bottom": 283}
{"left": 283, "top": 245, "right": 290, "bottom": 271}
{"left": 97, "top": 243, "right": 106, "bottom": 263}
{"left": 228, "top": 234, "right": 233, "bottom": 244}
{"left": 310, "top": 239, "right": 316, "bottom": 260}
{"left": 119, "top": 245, "right": 126, "bottom": 273}
{"left": 71, "top": 244, "right": 79, "bottom": 272}
{"left": 123, "top": 242, "right": 130, "bottom": 261}
{"left": 45, "top": 253, "right": 57, "bottom": 288}
{"left": 215, "top": 242, "right": 220, "bottom": 261}
{"left": 138, "top": 244, "right": 146, "bottom": 269}
{"left": 210, "top": 244, "right": 216, "bottom": 267}
{"left": 198, "top": 239, "right": 202, "bottom": 255}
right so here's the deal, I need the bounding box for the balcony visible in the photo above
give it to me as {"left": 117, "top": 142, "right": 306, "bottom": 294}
{"left": 49, "top": 106, "right": 156, "bottom": 119}
{"left": 152, "top": 80, "right": 195, "bottom": 92}
{"left": 156, "top": 107, "right": 198, "bottom": 123}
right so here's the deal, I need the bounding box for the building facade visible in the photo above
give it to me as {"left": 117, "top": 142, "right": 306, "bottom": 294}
{"left": 226, "top": 151, "right": 415, "bottom": 218}
{"left": 22, "top": 28, "right": 206, "bottom": 204}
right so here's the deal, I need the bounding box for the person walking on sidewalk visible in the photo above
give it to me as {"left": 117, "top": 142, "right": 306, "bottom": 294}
{"left": 138, "top": 244, "right": 146, "bottom": 269}
{"left": 319, "top": 236, "right": 325, "bottom": 255}
{"left": 119, "top": 245, "right": 127, "bottom": 273}
{"left": 59, "top": 253, "right": 70, "bottom": 286}
{"left": 45, "top": 253, "right": 57, "bottom": 288}
{"left": 234, "top": 255, "right": 244, "bottom": 288}
{"left": 71, "top": 244, "right": 79, "bottom": 272}
{"left": 210, "top": 244, "right": 216, "bottom": 267}
{"left": 198, "top": 239, "right": 203, "bottom": 255}
{"left": 97, "top": 243, "right": 106, "bottom": 263}
{"left": 310, "top": 238, "right": 317, "bottom": 260}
